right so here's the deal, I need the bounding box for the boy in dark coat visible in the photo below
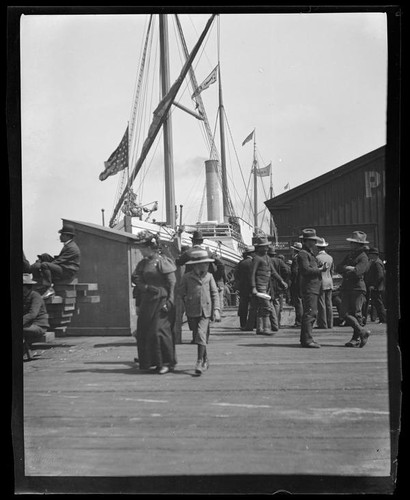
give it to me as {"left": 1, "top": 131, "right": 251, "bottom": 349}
{"left": 23, "top": 274, "right": 49, "bottom": 359}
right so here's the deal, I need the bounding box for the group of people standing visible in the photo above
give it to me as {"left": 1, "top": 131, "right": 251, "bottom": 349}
{"left": 234, "top": 227, "right": 386, "bottom": 349}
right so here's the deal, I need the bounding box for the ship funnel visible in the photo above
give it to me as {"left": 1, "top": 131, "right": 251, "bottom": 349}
{"left": 205, "top": 159, "right": 221, "bottom": 222}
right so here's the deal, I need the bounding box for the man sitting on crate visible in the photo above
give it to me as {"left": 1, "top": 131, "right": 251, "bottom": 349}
{"left": 30, "top": 223, "right": 81, "bottom": 299}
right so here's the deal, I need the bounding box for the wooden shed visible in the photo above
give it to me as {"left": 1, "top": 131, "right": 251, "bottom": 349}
{"left": 265, "top": 146, "right": 386, "bottom": 265}
{"left": 64, "top": 218, "right": 141, "bottom": 336}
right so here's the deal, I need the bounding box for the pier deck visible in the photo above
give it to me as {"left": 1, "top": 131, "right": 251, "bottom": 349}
{"left": 19, "top": 308, "right": 396, "bottom": 493}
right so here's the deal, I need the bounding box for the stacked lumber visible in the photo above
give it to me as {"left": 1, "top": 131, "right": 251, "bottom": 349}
{"left": 43, "top": 282, "right": 100, "bottom": 337}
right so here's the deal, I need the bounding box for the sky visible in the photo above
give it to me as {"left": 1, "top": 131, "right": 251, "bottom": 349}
{"left": 18, "top": 10, "right": 388, "bottom": 263}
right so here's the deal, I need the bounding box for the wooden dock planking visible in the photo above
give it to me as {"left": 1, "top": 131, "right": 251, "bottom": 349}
{"left": 22, "top": 309, "right": 394, "bottom": 487}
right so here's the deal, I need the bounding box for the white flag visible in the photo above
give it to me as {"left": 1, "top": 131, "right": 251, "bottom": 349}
{"left": 191, "top": 66, "right": 218, "bottom": 99}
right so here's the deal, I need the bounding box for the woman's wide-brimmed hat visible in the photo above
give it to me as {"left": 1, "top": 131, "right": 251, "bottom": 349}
{"left": 23, "top": 273, "right": 37, "bottom": 285}
{"left": 299, "top": 228, "right": 321, "bottom": 241}
{"left": 253, "top": 235, "right": 270, "bottom": 247}
{"left": 316, "top": 237, "right": 329, "bottom": 247}
{"left": 185, "top": 249, "right": 215, "bottom": 265}
{"left": 58, "top": 223, "right": 76, "bottom": 235}
{"left": 290, "top": 241, "right": 302, "bottom": 251}
{"left": 134, "top": 230, "right": 160, "bottom": 247}
{"left": 346, "top": 231, "right": 369, "bottom": 244}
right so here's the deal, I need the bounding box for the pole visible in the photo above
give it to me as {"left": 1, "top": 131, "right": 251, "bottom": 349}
{"left": 253, "top": 131, "right": 258, "bottom": 230}
{"left": 218, "top": 64, "right": 229, "bottom": 222}
{"left": 269, "top": 169, "right": 273, "bottom": 235}
{"left": 159, "top": 14, "right": 176, "bottom": 229}
{"left": 101, "top": 209, "right": 105, "bottom": 227}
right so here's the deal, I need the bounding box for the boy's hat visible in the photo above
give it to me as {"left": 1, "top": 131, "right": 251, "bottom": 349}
{"left": 185, "top": 249, "right": 215, "bottom": 265}
{"left": 23, "top": 273, "right": 37, "bottom": 285}
{"left": 346, "top": 231, "right": 369, "bottom": 244}
{"left": 316, "top": 237, "right": 329, "bottom": 247}
{"left": 368, "top": 247, "right": 379, "bottom": 254}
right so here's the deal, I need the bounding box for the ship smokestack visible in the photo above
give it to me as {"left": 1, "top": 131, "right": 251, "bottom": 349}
{"left": 205, "top": 159, "right": 221, "bottom": 222}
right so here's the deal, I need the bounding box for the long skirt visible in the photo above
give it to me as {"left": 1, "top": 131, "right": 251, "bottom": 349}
{"left": 136, "top": 296, "right": 177, "bottom": 370}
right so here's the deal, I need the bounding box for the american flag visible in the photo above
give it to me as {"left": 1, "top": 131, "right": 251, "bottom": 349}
{"left": 99, "top": 126, "right": 129, "bottom": 181}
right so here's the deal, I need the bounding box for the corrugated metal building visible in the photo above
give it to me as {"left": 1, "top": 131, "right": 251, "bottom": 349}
{"left": 265, "top": 146, "right": 386, "bottom": 265}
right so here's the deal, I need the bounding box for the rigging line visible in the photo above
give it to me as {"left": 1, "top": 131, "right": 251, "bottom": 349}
{"left": 174, "top": 14, "right": 219, "bottom": 161}
{"left": 223, "top": 107, "right": 254, "bottom": 219}
{"left": 197, "top": 183, "right": 207, "bottom": 222}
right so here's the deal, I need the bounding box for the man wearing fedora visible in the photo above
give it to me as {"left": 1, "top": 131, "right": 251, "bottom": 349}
{"left": 251, "top": 235, "right": 288, "bottom": 335}
{"left": 297, "top": 228, "right": 329, "bottom": 348}
{"left": 336, "top": 231, "right": 371, "bottom": 347}
{"left": 267, "top": 244, "right": 290, "bottom": 330}
{"left": 23, "top": 273, "right": 49, "bottom": 360}
{"left": 364, "top": 247, "right": 386, "bottom": 324}
{"left": 316, "top": 237, "right": 335, "bottom": 329}
{"left": 234, "top": 245, "right": 255, "bottom": 330}
{"left": 289, "top": 241, "right": 303, "bottom": 327}
{"left": 30, "top": 222, "right": 81, "bottom": 299}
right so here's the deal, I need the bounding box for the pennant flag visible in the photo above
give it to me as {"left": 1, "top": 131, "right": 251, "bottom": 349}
{"left": 284, "top": 182, "right": 290, "bottom": 190}
{"left": 99, "top": 126, "right": 129, "bottom": 181}
{"left": 191, "top": 65, "right": 218, "bottom": 99}
{"left": 252, "top": 162, "right": 271, "bottom": 177}
{"left": 242, "top": 130, "right": 254, "bottom": 146}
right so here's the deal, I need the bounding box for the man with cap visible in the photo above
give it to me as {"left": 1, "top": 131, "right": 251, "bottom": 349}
{"left": 251, "top": 235, "right": 288, "bottom": 335}
{"left": 234, "top": 245, "right": 255, "bottom": 330}
{"left": 289, "top": 241, "right": 303, "bottom": 327}
{"left": 336, "top": 231, "right": 371, "bottom": 347}
{"left": 297, "top": 228, "right": 329, "bottom": 348}
{"left": 23, "top": 273, "right": 49, "bottom": 360}
{"left": 364, "top": 247, "right": 386, "bottom": 324}
{"left": 30, "top": 222, "right": 81, "bottom": 299}
{"left": 315, "top": 237, "right": 335, "bottom": 329}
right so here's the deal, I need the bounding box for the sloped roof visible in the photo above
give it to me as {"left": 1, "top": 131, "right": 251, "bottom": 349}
{"left": 265, "top": 145, "right": 385, "bottom": 209}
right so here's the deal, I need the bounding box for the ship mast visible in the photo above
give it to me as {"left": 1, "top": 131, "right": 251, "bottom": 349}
{"left": 253, "top": 131, "right": 258, "bottom": 230}
{"left": 159, "top": 14, "right": 176, "bottom": 228}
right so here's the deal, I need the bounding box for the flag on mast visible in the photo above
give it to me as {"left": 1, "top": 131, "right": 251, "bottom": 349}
{"left": 242, "top": 130, "right": 254, "bottom": 146}
{"left": 191, "top": 65, "right": 218, "bottom": 99}
{"left": 252, "top": 162, "right": 271, "bottom": 177}
{"left": 99, "top": 126, "right": 129, "bottom": 181}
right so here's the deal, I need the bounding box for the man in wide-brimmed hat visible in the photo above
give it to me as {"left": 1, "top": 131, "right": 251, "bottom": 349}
{"left": 364, "top": 246, "right": 386, "bottom": 324}
{"left": 336, "top": 231, "right": 371, "bottom": 347}
{"left": 297, "top": 228, "right": 329, "bottom": 348}
{"left": 179, "top": 249, "right": 221, "bottom": 375}
{"left": 315, "top": 237, "right": 335, "bottom": 329}
{"left": 289, "top": 241, "right": 303, "bottom": 327}
{"left": 30, "top": 222, "right": 81, "bottom": 299}
{"left": 23, "top": 273, "right": 49, "bottom": 360}
{"left": 234, "top": 245, "right": 255, "bottom": 330}
{"left": 250, "top": 236, "right": 288, "bottom": 335}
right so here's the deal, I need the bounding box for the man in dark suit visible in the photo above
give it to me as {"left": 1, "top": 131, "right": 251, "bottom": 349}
{"left": 234, "top": 245, "right": 255, "bottom": 330}
{"left": 30, "top": 223, "right": 81, "bottom": 299}
{"left": 337, "top": 231, "right": 371, "bottom": 347}
{"left": 364, "top": 247, "right": 386, "bottom": 324}
{"left": 297, "top": 228, "right": 328, "bottom": 348}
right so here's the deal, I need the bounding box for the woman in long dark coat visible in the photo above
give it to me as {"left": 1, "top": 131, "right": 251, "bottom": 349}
{"left": 131, "top": 231, "right": 177, "bottom": 374}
